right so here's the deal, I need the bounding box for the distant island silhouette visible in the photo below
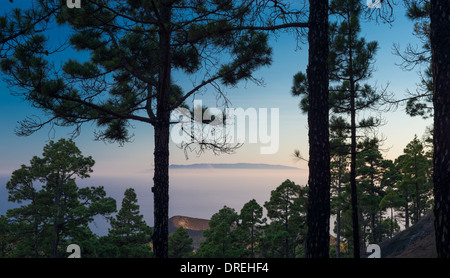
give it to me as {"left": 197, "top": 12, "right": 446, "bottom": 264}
{"left": 169, "top": 163, "right": 300, "bottom": 170}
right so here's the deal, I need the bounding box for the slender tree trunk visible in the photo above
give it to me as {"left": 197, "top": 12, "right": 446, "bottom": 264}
{"left": 285, "top": 213, "right": 289, "bottom": 258}
{"left": 405, "top": 194, "right": 410, "bottom": 229}
{"left": 336, "top": 157, "right": 343, "bottom": 258}
{"left": 379, "top": 211, "right": 382, "bottom": 242}
{"left": 250, "top": 225, "right": 254, "bottom": 258}
{"left": 51, "top": 177, "right": 62, "bottom": 258}
{"left": 349, "top": 73, "right": 360, "bottom": 257}
{"left": 347, "top": 8, "right": 360, "bottom": 258}
{"left": 404, "top": 189, "right": 410, "bottom": 229}
{"left": 415, "top": 180, "right": 419, "bottom": 224}
{"left": 31, "top": 192, "right": 39, "bottom": 258}
{"left": 362, "top": 221, "right": 366, "bottom": 248}
{"left": 370, "top": 213, "right": 376, "bottom": 244}
{"left": 348, "top": 17, "right": 360, "bottom": 258}
{"left": 369, "top": 163, "right": 380, "bottom": 243}
{"left": 34, "top": 215, "right": 39, "bottom": 258}
{"left": 305, "top": 0, "right": 330, "bottom": 258}
{"left": 390, "top": 207, "right": 393, "bottom": 238}
{"left": 370, "top": 162, "right": 376, "bottom": 244}
{"left": 430, "top": 0, "right": 450, "bottom": 258}
{"left": 152, "top": 1, "right": 172, "bottom": 258}
{"left": 250, "top": 211, "right": 255, "bottom": 258}
{"left": 414, "top": 158, "right": 420, "bottom": 224}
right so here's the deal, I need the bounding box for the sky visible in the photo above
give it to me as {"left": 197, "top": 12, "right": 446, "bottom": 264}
{"left": 0, "top": 2, "right": 434, "bottom": 225}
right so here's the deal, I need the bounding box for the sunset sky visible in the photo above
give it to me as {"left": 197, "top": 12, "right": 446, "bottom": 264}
{"left": 1, "top": 3, "right": 432, "bottom": 176}
{"left": 0, "top": 2, "right": 432, "bottom": 196}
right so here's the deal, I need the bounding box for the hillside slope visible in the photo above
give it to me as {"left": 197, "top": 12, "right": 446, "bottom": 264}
{"left": 168, "top": 214, "right": 438, "bottom": 257}
{"left": 379, "top": 212, "right": 436, "bottom": 258}
{"left": 168, "top": 216, "right": 209, "bottom": 249}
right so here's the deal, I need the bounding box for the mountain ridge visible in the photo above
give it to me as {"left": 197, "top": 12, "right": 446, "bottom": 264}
{"left": 169, "top": 215, "right": 210, "bottom": 232}
{"left": 169, "top": 215, "right": 210, "bottom": 249}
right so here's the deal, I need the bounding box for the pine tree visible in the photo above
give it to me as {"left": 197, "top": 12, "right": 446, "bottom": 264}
{"left": 0, "top": 216, "right": 12, "bottom": 257}
{"left": 107, "top": 188, "right": 153, "bottom": 258}
{"left": 293, "top": 0, "right": 384, "bottom": 257}
{"left": 430, "top": 0, "right": 450, "bottom": 258}
{"left": 0, "top": 1, "right": 58, "bottom": 58}
{"left": 263, "top": 179, "right": 307, "bottom": 258}
{"left": 379, "top": 187, "right": 403, "bottom": 239}
{"left": 305, "top": 0, "right": 331, "bottom": 258}
{"left": 0, "top": 1, "right": 275, "bottom": 258}
{"left": 329, "top": 116, "right": 350, "bottom": 257}
{"left": 356, "top": 137, "right": 386, "bottom": 245}
{"left": 6, "top": 139, "right": 116, "bottom": 257}
{"left": 402, "top": 135, "right": 433, "bottom": 223}
{"left": 196, "top": 206, "right": 241, "bottom": 258}
{"left": 393, "top": 0, "right": 433, "bottom": 119}
{"left": 329, "top": 0, "right": 383, "bottom": 257}
{"left": 168, "top": 227, "right": 193, "bottom": 258}
{"left": 237, "top": 199, "right": 265, "bottom": 258}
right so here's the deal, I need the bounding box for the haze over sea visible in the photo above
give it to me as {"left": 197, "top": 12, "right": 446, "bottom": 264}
{"left": 0, "top": 164, "right": 307, "bottom": 236}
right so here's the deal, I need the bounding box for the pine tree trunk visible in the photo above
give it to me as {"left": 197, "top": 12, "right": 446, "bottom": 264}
{"left": 370, "top": 212, "right": 376, "bottom": 244}
{"left": 152, "top": 1, "right": 172, "bottom": 258}
{"left": 285, "top": 213, "right": 289, "bottom": 258}
{"left": 390, "top": 207, "right": 393, "bottom": 238}
{"left": 404, "top": 189, "right": 410, "bottom": 229}
{"left": 348, "top": 14, "right": 360, "bottom": 258}
{"left": 51, "top": 177, "right": 62, "bottom": 258}
{"left": 378, "top": 211, "right": 382, "bottom": 243}
{"left": 430, "top": 0, "right": 450, "bottom": 258}
{"left": 415, "top": 180, "right": 419, "bottom": 224}
{"left": 414, "top": 158, "right": 420, "bottom": 224}
{"left": 305, "top": 0, "right": 330, "bottom": 258}
{"left": 32, "top": 192, "right": 39, "bottom": 258}
{"left": 152, "top": 122, "right": 170, "bottom": 258}
{"left": 336, "top": 157, "right": 343, "bottom": 258}
{"left": 370, "top": 164, "right": 376, "bottom": 244}
{"left": 250, "top": 210, "right": 255, "bottom": 258}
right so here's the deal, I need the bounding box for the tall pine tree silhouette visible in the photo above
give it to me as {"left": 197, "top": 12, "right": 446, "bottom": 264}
{"left": 430, "top": 0, "right": 450, "bottom": 258}
{"left": 0, "top": 1, "right": 273, "bottom": 257}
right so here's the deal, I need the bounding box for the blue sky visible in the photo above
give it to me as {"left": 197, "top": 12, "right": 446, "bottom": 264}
{"left": 0, "top": 2, "right": 433, "bottom": 179}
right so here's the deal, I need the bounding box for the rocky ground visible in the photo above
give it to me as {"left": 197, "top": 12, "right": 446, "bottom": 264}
{"left": 379, "top": 212, "right": 436, "bottom": 258}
